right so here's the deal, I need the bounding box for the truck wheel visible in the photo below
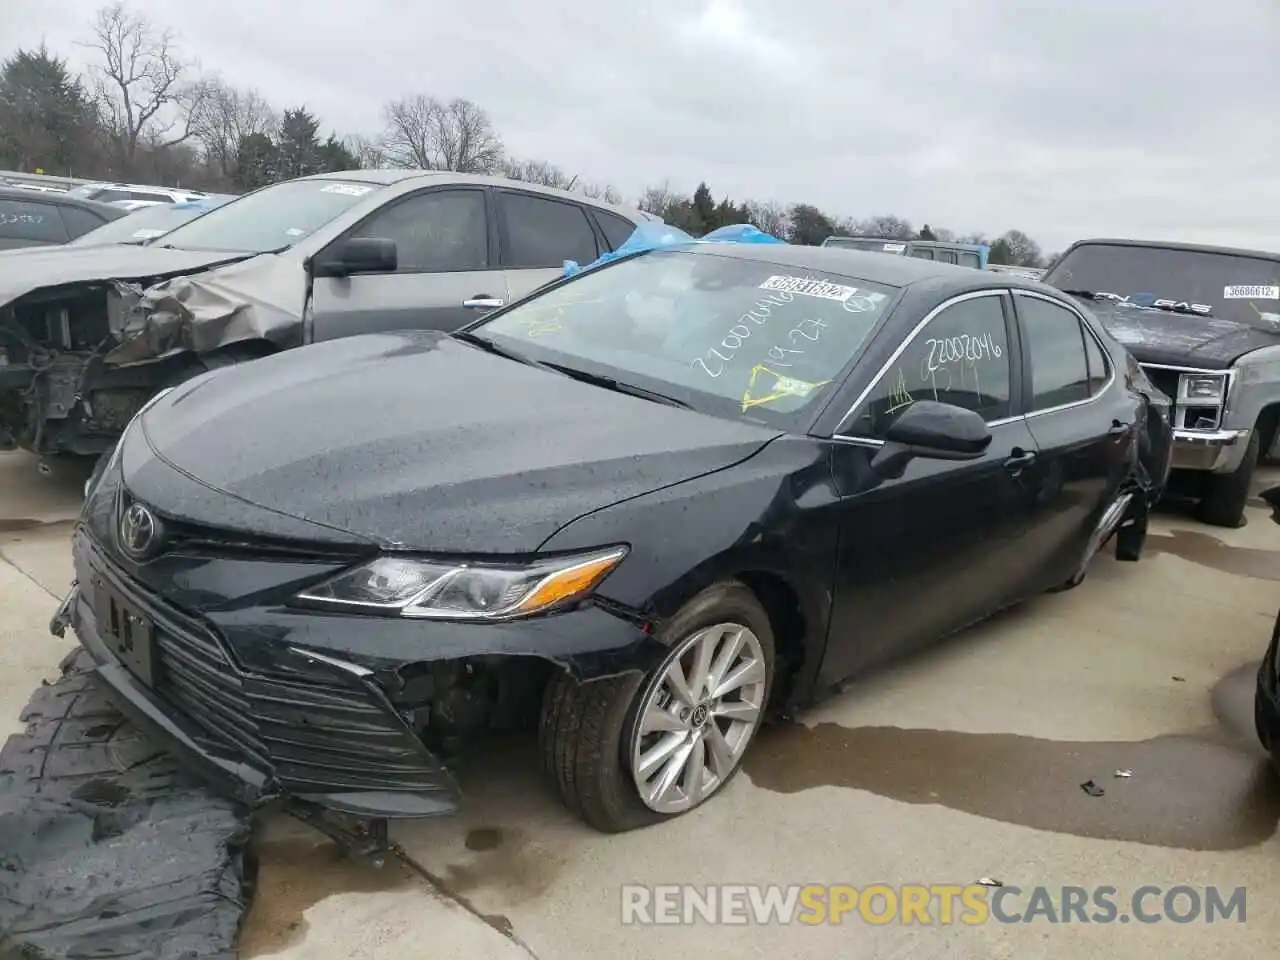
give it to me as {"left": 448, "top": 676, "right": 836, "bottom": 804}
{"left": 1197, "top": 431, "right": 1259, "bottom": 528}
{"left": 538, "top": 582, "right": 774, "bottom": 832}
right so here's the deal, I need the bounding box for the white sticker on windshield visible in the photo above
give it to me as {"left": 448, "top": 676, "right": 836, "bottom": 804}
{"left": 319, "top": 183, "right": 373, "bottom": 196}
{"left": 1224, "top": 284, "right": 1280, "bottom": 299}
{"left": 130, "top": 229, "right": 166, "bottom": 239}
{"left": 285, "top": 227, "right": 305, "bottom": 236}
{"left": 882, "top": 243, "right": 906, "bottom": 253}
{"left": 759, "top": 276, "right": 857, "bottom": 302}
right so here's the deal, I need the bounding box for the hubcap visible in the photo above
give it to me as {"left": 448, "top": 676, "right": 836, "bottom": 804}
{"left": 630, "top": 622, "right": 767, "bottom": 815}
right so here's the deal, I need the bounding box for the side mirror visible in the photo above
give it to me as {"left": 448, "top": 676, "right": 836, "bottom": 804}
{"left": 312, "top": 237, "right": 397, "bottom": 278}
{"left": 869, "top": 401, "right": 992, "bottom": 479}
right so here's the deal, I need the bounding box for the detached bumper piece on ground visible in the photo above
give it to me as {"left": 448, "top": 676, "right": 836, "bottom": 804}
{"left": 0, "top": 650, "right": 251, "bottom": 960}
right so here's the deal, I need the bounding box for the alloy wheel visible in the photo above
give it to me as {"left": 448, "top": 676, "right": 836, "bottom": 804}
{"left": 629, "top": 621, "right": 768, "bottom": 815}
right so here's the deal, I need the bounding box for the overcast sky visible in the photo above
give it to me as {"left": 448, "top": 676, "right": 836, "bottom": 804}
{"left": 7, "top": 0, "right": 1280, "bottom": 253}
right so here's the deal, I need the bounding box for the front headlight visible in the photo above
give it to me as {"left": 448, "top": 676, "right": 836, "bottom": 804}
{"left": 294, "top": 546, "right": 628, "bottom": 620}
{"left": 1179, "top": 373, "right": 1226, "bottom": 402}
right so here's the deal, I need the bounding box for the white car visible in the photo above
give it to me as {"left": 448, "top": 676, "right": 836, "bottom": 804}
{"left": 66, "top": 182, "right": 208, "bottom": 209}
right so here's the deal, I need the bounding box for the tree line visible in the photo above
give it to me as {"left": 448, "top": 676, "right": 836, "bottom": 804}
{"left": 0, "top": 2, "right": 1051, "bottom": 266}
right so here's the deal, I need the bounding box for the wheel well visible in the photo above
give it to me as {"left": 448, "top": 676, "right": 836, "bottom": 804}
{"left": 736, "top": 571, "right": 807, "bottom": 709}
{"left": 1257, "top": 404, "right": 1280, "bottom": 463}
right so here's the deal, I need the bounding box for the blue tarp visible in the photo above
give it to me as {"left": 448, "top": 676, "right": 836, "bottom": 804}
{"left": 563, "top": 221, "right": 787, "bottom": 277}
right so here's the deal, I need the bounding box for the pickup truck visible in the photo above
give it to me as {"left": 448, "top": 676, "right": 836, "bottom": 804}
{"left": 1043, "top": 237, "right": 1280, "bottom": 527}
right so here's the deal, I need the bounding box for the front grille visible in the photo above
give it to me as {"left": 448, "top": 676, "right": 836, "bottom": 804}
{"left": 91, "top": 545, "right": 453, "bottom": 796}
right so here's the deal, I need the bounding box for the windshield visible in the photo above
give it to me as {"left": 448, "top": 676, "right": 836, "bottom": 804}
{"left": 154, "top": 179, "right": 383, "bottom": 254}
{"left": 1046, "top": 243, "right": 1280, "bottom": 330}
{"left": 472, "top": 248, "right": 897, "bottom": 428}
{"left": 825, "top": 237, "right": 907, "bottom": 254}
{"left": 69, "top": 203, "right": 219, "bottom": 246}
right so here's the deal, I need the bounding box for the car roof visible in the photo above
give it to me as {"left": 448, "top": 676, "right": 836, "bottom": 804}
{"left": 297, "top": 169, "right": 652, "bottom": 223}
{"left": 684, "top": 242, "right": 1034, "bottom": 294}
{"left": 0, "top": 186, "right": 127, "bottom": 217}
{"left": 1064, "top": 237, "right": 1280, "bottom": 263}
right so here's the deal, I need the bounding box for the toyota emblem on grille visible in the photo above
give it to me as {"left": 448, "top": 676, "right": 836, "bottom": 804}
{"left": 118, "top": 502, "right": 159, "bottom": 559}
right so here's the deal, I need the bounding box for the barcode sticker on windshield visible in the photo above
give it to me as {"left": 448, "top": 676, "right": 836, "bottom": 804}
{"left": 1224, "top": 284, "right": 1280, "bottom": 299}
{"left": 759, "top": 276, "right": 857, "bottom": 302}
{"left": 319, "top": 183, "right": 373, "bottom": 196}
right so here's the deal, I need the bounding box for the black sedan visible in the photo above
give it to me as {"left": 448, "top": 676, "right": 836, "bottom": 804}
{"left": 53, "top": 244, "right": 1171, "bottom": 839}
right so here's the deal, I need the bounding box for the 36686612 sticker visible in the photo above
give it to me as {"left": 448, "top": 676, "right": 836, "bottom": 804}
{"left": 1223, "top": 284, "right": 1280, "bottom": 300}
{"left": 759, "top": 276, "right": 856, "bottom": 302}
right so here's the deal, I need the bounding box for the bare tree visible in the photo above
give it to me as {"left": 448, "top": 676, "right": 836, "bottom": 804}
{"left": 380, "top": 94, "right": 503, "bottom": 172}
{"left": 188, "top": 77, "right": 277, "bottom": 178}
{"left": 638, "top": 181, "right": 680, "bottom": 218}
{"left": 854, "top": 214, "right": 914, "bottom": 239}
{"left": 80, "top": 2, "right": 201, "bottom": 168}
{"left": 502, "top": 157, "right": 574, "bottom": 188}
{"left": 579, "top": 180, "right": 622, "bottom": 204}
{"left": 744, "top": 200, "right": 790, "bottom": 238}
{"left": 344, "top": 133, "right": 386, "bottom": 168}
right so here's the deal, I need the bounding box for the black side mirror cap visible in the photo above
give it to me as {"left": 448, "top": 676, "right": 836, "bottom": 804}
{"left": 870, "top": 401, "right": 992, "bottom": 478}
{"left": 312, "top": 237, "right": 397, "bottom": 278}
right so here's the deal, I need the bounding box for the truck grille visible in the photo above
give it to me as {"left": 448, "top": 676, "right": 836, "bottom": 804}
{"left": 1139, "top": 364, "right": 1224, "bottom": 430}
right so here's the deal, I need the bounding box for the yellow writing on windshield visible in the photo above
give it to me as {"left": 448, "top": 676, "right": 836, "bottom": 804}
{"left": 741, "top": 364, "right": 830, "bottom": 411}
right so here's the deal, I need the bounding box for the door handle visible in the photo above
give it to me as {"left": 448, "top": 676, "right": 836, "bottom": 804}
{"left": 464, "top": 296, "right": 504, "bottom": 309}
{"left": 1004, "top": 449, "right": 1037, "bottom": 472}
{"left": 1106, "top": 419, "right": 1131, "bottom": 437}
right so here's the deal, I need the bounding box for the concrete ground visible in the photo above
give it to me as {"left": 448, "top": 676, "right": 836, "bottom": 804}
{"left": 2, "top": 448, "right": 1278, "bottom": 959}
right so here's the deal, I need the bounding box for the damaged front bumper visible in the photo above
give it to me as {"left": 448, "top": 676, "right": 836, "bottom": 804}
{"left": 55, "top": 526, "right": 659, "bottom": 824}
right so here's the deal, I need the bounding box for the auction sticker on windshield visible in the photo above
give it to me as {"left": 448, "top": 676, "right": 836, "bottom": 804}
{"left": 1224, "top": 284, "right": 1280, "bottom": 299}
{"left": 319, "top": 183, "right": 374, "bottom": 197}
{"left": 759, "top": 276, "right": 858, "bottom": 302}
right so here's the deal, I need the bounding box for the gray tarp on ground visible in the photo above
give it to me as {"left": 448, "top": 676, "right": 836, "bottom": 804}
{"left": 0, "top": 652, "right": 252, "bottom": 959}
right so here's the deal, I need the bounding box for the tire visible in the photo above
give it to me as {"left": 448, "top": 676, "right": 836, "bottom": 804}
{"left": 538, "top": 581, "right": 775, "bottom": 832}
{"left": 1197, "top": 430, "right": 1260, "bottom": 528}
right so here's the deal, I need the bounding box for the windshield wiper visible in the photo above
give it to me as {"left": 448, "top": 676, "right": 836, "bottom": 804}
{"left": 540, "top": 362, "right": 692, "bottom": 409}
{"left": 1061, "top": 289, "right": 1125, "bottom": 301}
{"left": 452, "top": 330, "right": 540, "bottom": 367}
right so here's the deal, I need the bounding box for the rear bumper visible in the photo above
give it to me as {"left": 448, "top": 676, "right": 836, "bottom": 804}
{"left": 61, "top": 541, "right": 463, "bottom": 819}
{"left": 1170, "top": 427, "right": 1250, "bottom": 473}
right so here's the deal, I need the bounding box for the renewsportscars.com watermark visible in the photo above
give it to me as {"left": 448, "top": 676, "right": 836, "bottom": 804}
{"left": 620, "top": 884, "right": 1247, "bottom": 926}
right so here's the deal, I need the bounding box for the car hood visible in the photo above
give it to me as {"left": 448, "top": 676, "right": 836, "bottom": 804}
{"left": 1083, "top": 300, "right": 1280, "bottom": 369}
{"left": 0, "top": 243, "right": 251, "bottom": 308}
{"left": 136, "top": 330, "right": 783, "bottom": 552}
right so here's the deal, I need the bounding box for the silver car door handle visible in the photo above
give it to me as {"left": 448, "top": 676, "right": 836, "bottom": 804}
{"left": 463, "top": 297, "right": 504, "bottom": 309}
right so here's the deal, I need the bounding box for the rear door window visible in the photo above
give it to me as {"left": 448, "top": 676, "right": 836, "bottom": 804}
{"left": 1018, "top": 295, "right": 1092, "bottom": 410}
{"left": 958, "top": 251, "right": 980, "bottom": 268}
{"left": 594, "top": 210, "right": 638, "bottom": 251}
{"left": 0, "top": 199, "right": 68, "bottom": 243}
{"left": 500, "top": 192, "right": 600, "bottom": 268}
{"left": 937, "top": 249, "right": 958, "bottom": 265}
{"left": 910, "top": 248, "right": 934, "bottom": 260}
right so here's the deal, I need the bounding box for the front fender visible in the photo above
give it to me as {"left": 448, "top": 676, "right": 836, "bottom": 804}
{"left": 538, "top": 435, "right": 840, "bottom": 703}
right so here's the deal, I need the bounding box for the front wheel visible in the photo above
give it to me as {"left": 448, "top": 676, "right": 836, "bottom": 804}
{"left": 538, "top": 581, "right": 775, "bottom": 832}
{"left": 1198, "top": 430, "right": 1260, "bottom": 528}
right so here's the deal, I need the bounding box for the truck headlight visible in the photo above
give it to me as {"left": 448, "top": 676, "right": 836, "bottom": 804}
{"left": 294, "top": 546, "right": 628, "bottom": 620}
{"left": 1179, "top": 373, "right": 1226, "bottom": 402}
